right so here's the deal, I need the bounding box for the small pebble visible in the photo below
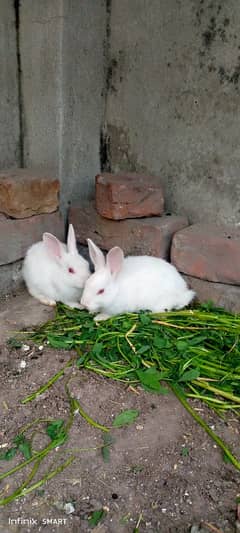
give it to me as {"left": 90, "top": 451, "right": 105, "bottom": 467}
{"left": 64, "top": 502, "right": 75, "bottom": 514}
{"left": 21, "top": 344, "right": 30, "bottom": 352}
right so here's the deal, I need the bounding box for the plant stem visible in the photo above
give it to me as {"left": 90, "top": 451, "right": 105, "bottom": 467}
{"left": 171, "top": 384, "right": 240, "bottom": 471}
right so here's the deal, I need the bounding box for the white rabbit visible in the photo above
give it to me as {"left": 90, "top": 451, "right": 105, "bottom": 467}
{"left": 22, "top": 224, "right": 90, "bottom": 308}
{"left": 81, "top": 239, "right": 195, "bottom": 320}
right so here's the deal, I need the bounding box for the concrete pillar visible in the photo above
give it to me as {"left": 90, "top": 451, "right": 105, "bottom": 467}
{"left": 20, "top": 0, "right": 63, "bottom": 172}
{"left": 60, "top": 0, "right": 106, "bottom": 213}
{"left": 20, "top": 0, "right": 106, "bottom": 214}
{"left": 0, "top": 0, "right": 20, "bottom": 167}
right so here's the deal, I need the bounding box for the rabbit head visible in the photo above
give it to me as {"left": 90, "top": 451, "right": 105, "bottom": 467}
{"left": 81, "top": 239, "right": 123, "bottom": 313}
{"left": 43, "top": 224, "right": 90, "bottom": 290}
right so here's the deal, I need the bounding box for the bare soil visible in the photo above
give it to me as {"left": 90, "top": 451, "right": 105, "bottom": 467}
{"left": 0, "top": 291, "right": 239, "bottom": 533}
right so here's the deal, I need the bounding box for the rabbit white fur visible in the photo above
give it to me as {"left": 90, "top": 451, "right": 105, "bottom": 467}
{"left": 22, "top": 224, "right": 90, "bottom": 308}
{"left": 81, "top": 239, "right": 195, "bottom": 320}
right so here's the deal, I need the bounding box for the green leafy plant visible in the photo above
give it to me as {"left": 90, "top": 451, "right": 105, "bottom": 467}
{"left": 112, "top": 409, "right": 139, "bottom": 427}
{"left": 2, "top": 302, "right": 240, "bottom": 507}
{"left": 88, "top": 509, "right": 106, "bottom": 527}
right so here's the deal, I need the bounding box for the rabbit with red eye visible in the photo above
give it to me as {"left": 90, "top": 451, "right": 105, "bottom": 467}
{"left": 22, "top": 224, "right": 90, "bottom": 308}
{"left": 81, "top": 239, "right": 195, "bottom": 321}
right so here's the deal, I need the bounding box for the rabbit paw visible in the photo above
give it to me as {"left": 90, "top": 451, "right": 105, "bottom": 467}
{"left": 38, "top": 296, "right": 56, "bottom": 306}
{"left": 65, "top": 301, "right": 84, "bottom": 310}
{"left": 94, "top": 313, "right": 111, "bottom": 322}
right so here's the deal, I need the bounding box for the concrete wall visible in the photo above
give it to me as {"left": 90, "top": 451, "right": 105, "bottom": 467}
{"left": 0, "top": 1, "right": 239, "bottom": 225}
{"left": 0, "top": 0, "right": 20, "bottom": 167}
{"left": 105, "top": 0, "right": 240, "bottom": 225}
{"left": 20, "top": 0, "right": 106, "bottom": 214}
{"left": 60, "top": 0, "right": 106, "bottom": 213}
{"left": 20, "top": 0, "right": 63, "bottom": 173}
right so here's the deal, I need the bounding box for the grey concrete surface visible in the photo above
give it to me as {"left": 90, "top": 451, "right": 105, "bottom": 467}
{"left": 0, "top": 0, "right": 20, "bottom": 167}
{"left": 60, "top": 0, "right": 106, "bottom": 213}
{"left": 20, "top": 0, "right": 106, "bottom": 214}
{"left": 0, "top": 289, "right": 54, "bottom": 343}
{"left": 105, "top": 0, "right": 240, "bottom": 225}
{"left": 0, "top": 260, "right": 23, "bottom": 298}
{"left": 20, "top": 0, "right": 63, "bottom": 173}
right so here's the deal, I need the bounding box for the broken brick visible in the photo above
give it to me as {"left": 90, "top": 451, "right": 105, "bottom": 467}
{"left": 0, "top": 168, "right": 59, "bottom": 218}
{"left": 69, "top": 203, "right": 188, "bottom": 259}
{"left": 0, "top": 211, "right": 64, "bottom": 266}
{"left": 171, "top": 223, "right": 240, "bottom": 285}
{"left": 95, "top": 172, "right": 164, "bottom": 220}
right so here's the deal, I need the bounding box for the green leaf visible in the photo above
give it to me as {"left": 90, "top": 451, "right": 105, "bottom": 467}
{"left": 223, "top": 452, "right": 231, "bottom": 464}
{"left": 181, "top": 446, "right": 189, "bottom": 457}
{"left": 153, "top": 336, "right": 167, "bottom": 349}
{"left": 76, "top": 354, "right": 87, "bottom": 367}
{"left": 137, "top": 345, "right": 150, "bottom": 355}
{"left": 35, "top": 489, "right": 45, "bottom": 497}
{"left": 88, "top": 509, "right": 106, "bottom": 527}
{"left": 101, "top": 433, "right": 114, "bottom": 463}
{"left": 112, "top": 409, "right": 139, "bottom": 428}
{"left": 92, "top": 343, "right": 104, "bottom": 356}
{"left": 179, "top": 368, "right": 200, "bottom": 382}
{"left": 139, "top": 313, "right": 152, "bottom": 326}
{"left": 18, "top": 441, "right": 32, "bottom": 460}
{"left": 47, "top": 335, "right": 73, "bottom": 349}
{"left": 14, "top": 434, "right": 32, "bottom": 459}
{"left": 7, "top": 337, "right": 23, "bottom": 349}
{"left": 188, "top": 335, "right": 208, "bottom": 346}
{"left": 176, "top": 340, "right": 189, "bottom": 352}
{"left": 130, "top": 464, "right": 144, "bottom": 474}
{"left": 0, "top": 447, "right": 17, "bottom": 461}
{"left": 46, "top": 419, "right": 67, "bottom": 445}
{"left": 136, "top": 368, "right": 168, "bottom": 394}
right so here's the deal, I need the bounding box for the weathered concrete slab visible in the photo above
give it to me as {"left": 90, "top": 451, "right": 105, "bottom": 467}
{"left": 0, "top": 0, "right": 20, "bottom": 167}
{"left": 20, "top": 0, "right": 106, "bottom": 214}
{"left": 0, "top": 289, "right": 54, "bottom": 342}
{"left": 106, "top": 0, "right": 240, "bottom": 225}
{"left": 0, "top": 260, "right": 23, "bottom": 299}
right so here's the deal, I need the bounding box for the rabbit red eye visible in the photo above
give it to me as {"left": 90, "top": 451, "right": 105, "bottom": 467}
{"left": 68, "top": 267, "right": 75, "bottom": 274}
{"left": 97, "top": 288, "right": 104, "bottom": 295}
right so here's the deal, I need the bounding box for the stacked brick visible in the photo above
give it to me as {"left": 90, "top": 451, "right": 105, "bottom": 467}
{"left": 171, "top": 224, "right": 240, "bottom": 313}
{"left": 69, "top": 172, "right": 189, "bottom": 259}
{"left": 0, "top": 169, "right": 64, "bottom": 294}
{"left": 69, "top": 172, "right": 240, "bottom": 313}
{"left": 1, "top": 168, "right": 239, "bottom": 313}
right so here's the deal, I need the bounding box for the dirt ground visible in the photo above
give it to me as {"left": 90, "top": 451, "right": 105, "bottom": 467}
{"left": 0, "top": 290, "right": 239, "bottom": 533}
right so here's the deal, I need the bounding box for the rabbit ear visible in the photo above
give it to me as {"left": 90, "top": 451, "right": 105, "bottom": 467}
{"left": 106, "top": 247, "right": 124, "bottom": 275}
{"left": 67, "top": 224, "right": 77, "bottom": 254}
{"left": 87, "top": 239, "right": 105, "bottom": 270}
{"left": 43, "top": 233, "right": 62, "bottom": 260}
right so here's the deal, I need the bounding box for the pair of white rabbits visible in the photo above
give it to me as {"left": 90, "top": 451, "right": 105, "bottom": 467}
{"left": 22, "top": 225, "right": 195, "bottom": 321}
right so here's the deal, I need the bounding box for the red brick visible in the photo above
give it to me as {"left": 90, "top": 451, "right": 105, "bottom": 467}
{"left": 0, "top": 168, "right": 59, "bottom": 218}
{"left": 95, "top": 172, "right": 164, "bottom": 220}
{"left": 184, "top": 275, "right": 240, "bottom": 313}
{"left": 0, "top": 211, "right": 64, "bottom": 266}
{"left": 171, "top": 224, "right": 240, "bottom": 285}
{"left": 69, "top": 203, "right": 188, "bottom": 258}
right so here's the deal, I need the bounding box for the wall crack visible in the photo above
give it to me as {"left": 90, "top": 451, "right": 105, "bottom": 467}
{"left": 14, "top": 0, "right": 24, "bottom": 166}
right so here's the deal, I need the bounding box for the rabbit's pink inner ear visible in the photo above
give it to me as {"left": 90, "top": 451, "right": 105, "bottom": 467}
{"left": 107, "top": 247, "right": 124, "bottom": 275}
{"left": 87, "top": 239, "right": 105, "bottom": 270}
{"left": 67, "top": 224, "right": 77, "bottom": 254}
{"left": 43, "top": 233, "right": 62, "bottom": 260}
